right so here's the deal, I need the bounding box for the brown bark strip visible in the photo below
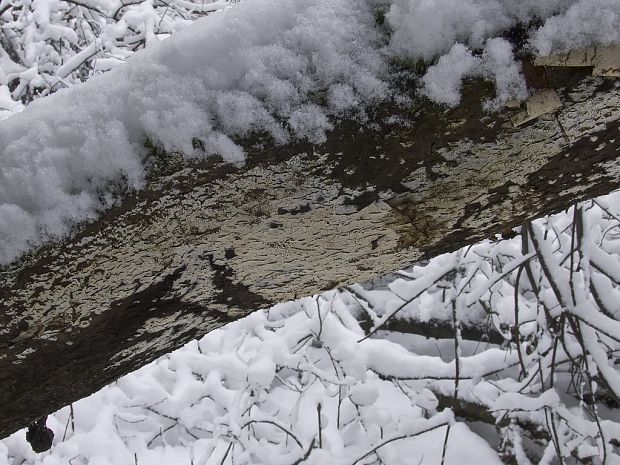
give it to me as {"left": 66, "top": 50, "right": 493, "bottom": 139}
{"left": 0, "top": 67, "right": 619, "bottom": 438}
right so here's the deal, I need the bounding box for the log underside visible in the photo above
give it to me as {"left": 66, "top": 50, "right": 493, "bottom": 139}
{"left": 0, "top": 65, "right": 619, "bottom": 439}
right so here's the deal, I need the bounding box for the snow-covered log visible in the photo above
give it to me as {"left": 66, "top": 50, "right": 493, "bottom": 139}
{"left": 0, "top": 62, "right": 619, "bottom": 438}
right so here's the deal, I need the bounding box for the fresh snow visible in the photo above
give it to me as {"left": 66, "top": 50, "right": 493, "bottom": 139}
{"left": 2, "top": 0, "right": 620, "bottom": 463}
{"left": 0, "top": 0, "right": 619, "bottom": 264}
{"left": 0, "top": 291, "right": 502, "bottom": 465}
{"left": 4, "top": 190, "right": 620, "bottom": 463}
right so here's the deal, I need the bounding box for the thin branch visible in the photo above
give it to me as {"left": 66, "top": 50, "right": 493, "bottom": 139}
{"left": 241, "top": 420, "right": 303, "bottom": 450}
{"left": 351, "top": 422, "right": 449, "bottom": 465}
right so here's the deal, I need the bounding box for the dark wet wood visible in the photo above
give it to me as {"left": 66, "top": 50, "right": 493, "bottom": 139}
{"left": 0, "top": 68, "right": 619, "bottom": 439}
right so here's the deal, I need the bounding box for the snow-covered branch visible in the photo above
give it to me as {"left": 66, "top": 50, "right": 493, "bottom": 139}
{"left": 0, "top": 0, "right": 619, "bottom": 456}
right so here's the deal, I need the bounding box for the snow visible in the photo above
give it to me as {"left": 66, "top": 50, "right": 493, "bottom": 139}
{"left": 481, "top": 37, "right": 530, "bottom": 110}
{"left": 0, "top": 0, "right": 389, "bottom": 263}
{"left": 421, "top": 43, "right": 481, "bottom": 107}
{"left": 386, "top": 0, "right": 620, "bottom": 58}
{"left": 1, "top": 0, "right": 620, "bottom": 462}
{"left": 530, "top": 0, "right": 620, "bottom": 55}
{"left": 4, "top": 190, "right": 620, "bottom": 463}
{"left": 0, "top": 0, "right": 618, "bottom": 264}
{"left": 388, "top": 422, "right": 503, "bottom": 465}
{"left": 0, "top": 297, "right": 486, "bottom": 465}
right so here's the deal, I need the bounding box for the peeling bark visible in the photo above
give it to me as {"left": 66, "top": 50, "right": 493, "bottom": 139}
{"left": 0, "top": 64, "right": 619, "bottom": 438}
{"left": 534, "top": 44, "right": 620, "bottom": 77}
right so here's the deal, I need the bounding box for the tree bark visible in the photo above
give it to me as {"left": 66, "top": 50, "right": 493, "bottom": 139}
{"left": 1, "top": 58, "right": 619, "bottom": 439}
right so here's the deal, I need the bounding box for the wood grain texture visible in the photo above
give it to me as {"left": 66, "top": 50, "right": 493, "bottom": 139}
{"left": 0, "top": 67, "right": 619, "bottom": 438}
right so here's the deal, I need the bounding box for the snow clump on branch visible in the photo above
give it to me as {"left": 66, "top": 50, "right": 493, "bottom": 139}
{"left": 0, "top": 0, "right": 618, "bottom": 264}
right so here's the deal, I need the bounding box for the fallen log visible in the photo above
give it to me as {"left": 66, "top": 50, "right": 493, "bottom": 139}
{"left": 0, "top": 59, "right": 619, "bottom": 438}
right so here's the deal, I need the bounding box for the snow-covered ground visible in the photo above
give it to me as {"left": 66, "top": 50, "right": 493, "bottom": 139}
{"left": 0, "top": 296, "right": 501, "bottom": 465}
{"left": 1, "top": 0, "right": 620, "bottom": 463}
{"left": 4, "top": 190, "right": 620, "bottom": 464}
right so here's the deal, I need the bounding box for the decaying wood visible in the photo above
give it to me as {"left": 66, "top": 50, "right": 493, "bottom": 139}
{"left": 534, "top": 44, "right": 620, "bottom": 77}
{"left": 511, "top": 88, "right": 562, "bottom": 126}
{"left": 1, "top": 61, "right": 619, "bottom": 439}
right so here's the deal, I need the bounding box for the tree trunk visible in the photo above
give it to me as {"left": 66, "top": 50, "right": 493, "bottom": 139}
{"left": 1, "top": 58, "right": 619, "bottom": 439}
